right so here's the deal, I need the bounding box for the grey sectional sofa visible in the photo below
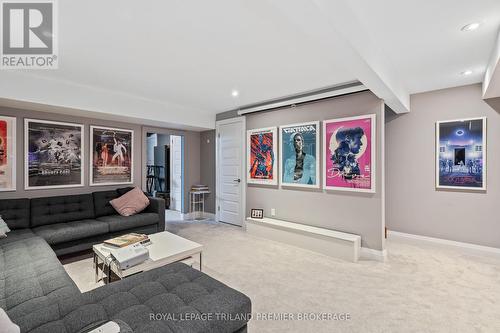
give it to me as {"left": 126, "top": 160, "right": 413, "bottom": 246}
{"left": 2, "top": 187, "right": 165, "bottom": 256}
{"left": 0, "top": 189, "right": 251, "bottom": 333}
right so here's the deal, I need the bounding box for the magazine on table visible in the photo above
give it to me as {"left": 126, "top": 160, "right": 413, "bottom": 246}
{"left": 103, "top": 233, "right": 150, "bottom": 248}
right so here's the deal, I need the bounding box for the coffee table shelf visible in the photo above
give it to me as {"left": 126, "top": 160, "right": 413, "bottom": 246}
{"left": 93, "top": 231, "right": 203, "bottom": 283}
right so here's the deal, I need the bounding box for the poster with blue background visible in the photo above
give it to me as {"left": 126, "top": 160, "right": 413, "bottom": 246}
{"left": 280, "top": 121, "right": 319, "bottom": 188}
{"left": 436, "top": 117, "right": 486, "bottom": 190}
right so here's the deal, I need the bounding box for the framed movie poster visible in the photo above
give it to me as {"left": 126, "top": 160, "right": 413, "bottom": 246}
{"left": 323, "top": 114, "right": 376, "bottom": 193}
{"left": 436, "top": 117, "right": 486, "bottom": 191}
{"left": 279, "top": 121, "right": 319, "bottom": 188}
{"left": 25, "top": 119, "right": 84, "bottom": 190}
{"left": 90, "top": 126, "right": 134, "bottom": 186}
{"left": 0, "top": 116, "right": 16, "bottom": 191}
{"left": 247, "top": 127, "right": 277, "bottom": 185}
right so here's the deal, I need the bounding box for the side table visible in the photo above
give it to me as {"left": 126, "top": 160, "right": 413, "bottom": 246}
{"left": 189, "top": 190, "right": 210, "bottom": 220}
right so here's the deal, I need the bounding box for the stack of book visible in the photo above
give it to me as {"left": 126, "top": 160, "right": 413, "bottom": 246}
{"left": 103, "top": 233, "right": 150, "bottom": 248}
{"left": 191, "top": 184, "right": 210, "bottom": 193}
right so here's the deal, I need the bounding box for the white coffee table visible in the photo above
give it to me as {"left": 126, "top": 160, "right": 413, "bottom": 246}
{"left": 93, "top": 231, "right": 203, "bottom": 283}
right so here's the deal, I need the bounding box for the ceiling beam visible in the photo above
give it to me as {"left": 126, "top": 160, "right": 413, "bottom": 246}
{"left": 270, "top": 0, "right": 410, "bottom": 114}
{"left": 0, "top": 72, "right": 215, "bottom": 130}
{"left": 483, "top": 29, "right": 500, "bottom": 100}
{"left": 312, "top": 0, "right": 410, "bottom": 113}
{"left": 236, "top": 81, "right": 366, "bottom": 115}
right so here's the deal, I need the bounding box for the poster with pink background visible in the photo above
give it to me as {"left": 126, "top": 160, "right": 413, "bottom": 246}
{"left": 0, "top": 116, "right": 16, "bottom": 191}
{"left": 323, "top": 114, "right": 375, "bottom": 192}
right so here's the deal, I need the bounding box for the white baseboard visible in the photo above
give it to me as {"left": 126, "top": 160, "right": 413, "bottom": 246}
{"left": 388, "top": 230, "right": 500, "bottom": 256}
{"left": 360, "top": 247, "right": 387, "bottom": 262}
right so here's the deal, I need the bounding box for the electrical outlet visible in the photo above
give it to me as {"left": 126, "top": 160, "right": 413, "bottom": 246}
{"left": 271, "top": 208, "right": 276, "bottom": 216}
{"left": 251, "top": 209, "right": 263, "bottom": 219}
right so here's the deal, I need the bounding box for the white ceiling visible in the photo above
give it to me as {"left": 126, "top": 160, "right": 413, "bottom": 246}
{"left": 348, "top": 0, "right": 500, "bottom": 94}
{"left": 0, "top": 0, "right": 498, "bottom": 129}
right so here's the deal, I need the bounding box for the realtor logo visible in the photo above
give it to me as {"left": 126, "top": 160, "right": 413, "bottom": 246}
{"left": 1, "top": 0, "right": 58, "bottom": 69}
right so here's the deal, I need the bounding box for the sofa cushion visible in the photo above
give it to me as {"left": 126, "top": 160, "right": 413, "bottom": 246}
{"left": 0, "top": 229, "right": 37, "bottom": 247}
{"left": 93, "top": 190, "right": 119, "bottom": 217}
{"left": 0, "top": 230, "right": 78, "bottom": 321}
{"left": 18, "top": 263, "right": 251, "bottom": 333}
{"left": 97, "top": 213, "right": 159, "bottom": 233}
{"left": 30, "top": 194, "right": 95, "bottom": 227}
{"left": 116, "top": 187, "right": 135, "bottom": 196}
{"left": 110, "top": 187, "right": 150, "bottom": 217}
{"left": 86, "top": 263, "right": 251, "bottom": 333}
{"left": 0, "top": 199, "right": 30, "bottom": 230}
{"left": 32, "top": 220, "right": 109, "bottom": 245}
{"left": 50, "top": 224, "right": 159, "bottom": 257}
{"left": 145, "top": 197, "right": 166, "bottom": 232}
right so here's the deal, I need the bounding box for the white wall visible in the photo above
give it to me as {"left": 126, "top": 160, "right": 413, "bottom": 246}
{"left": 0, "top": 72, "right": 214, "bottom": 130}
{"left": 146, "top": 134, "right": 157, "bottom": 165}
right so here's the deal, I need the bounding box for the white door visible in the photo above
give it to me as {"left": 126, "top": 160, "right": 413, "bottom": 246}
{"left": 217, "top": 118, "right": 245, "bottom": 226}
{"left": 170, "top": 135, "right": 183, "bottom": 212}
{"left": 146, "top": 134, "right": 157, "bottom": 165}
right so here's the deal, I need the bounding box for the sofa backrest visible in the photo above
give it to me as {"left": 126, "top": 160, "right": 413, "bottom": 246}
{"left": 30, "top": 194, "right": 95, "bottom": 227}
{"left": 117, "top": 186, "right": 135, "bottom": 196}
{"left": 0, "top": 198, "right": 30, "bottom": 229}
{"left": 92, "top": 190, "right": 119, "bottom": 217}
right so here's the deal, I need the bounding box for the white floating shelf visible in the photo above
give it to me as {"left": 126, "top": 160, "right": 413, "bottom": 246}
{"left": 246, "top": 217, "right": 361, "bottom": 262}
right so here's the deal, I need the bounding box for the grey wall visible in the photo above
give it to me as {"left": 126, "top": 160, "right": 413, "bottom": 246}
{"left": 0, "top": 106, "right": 143, "bottom": 199}
{"left": 485, "top": 96, "right": 500, "bottom": 113}
{"left": 200, "top": 130, "right": 216, "bottom": 213}
{"left": 0, "top": 107, "right": 202, "bottom": 217}
{"left": 386, "top": 84, "right": 500, "bottom": 248}
{"left": 245, "top": 91, "right": 385, "bottom": 250}
{"left": 216, "top": 110, "right": 239, "bottom": 121}
{"left": 142, "top": 126, "right": 201, "bottom": 214}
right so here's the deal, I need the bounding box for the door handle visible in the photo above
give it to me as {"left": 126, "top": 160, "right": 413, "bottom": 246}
{"left": 233, "top": 179, "right": 241, "bottom": 183}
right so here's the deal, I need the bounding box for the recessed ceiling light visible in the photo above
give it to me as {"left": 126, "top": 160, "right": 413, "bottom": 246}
{"left": 461, "top": 70, "right": 473, "bottom": 76}
{"left": 461, "top": 22, "right": 481, "bottom": 32}
{"left": 231, "top": 89, "right": 239, "bottom": 97}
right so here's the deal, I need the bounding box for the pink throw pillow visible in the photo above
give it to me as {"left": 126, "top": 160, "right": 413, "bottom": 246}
{"left": 110, "top": 187, "right": 150, "bottom": 217}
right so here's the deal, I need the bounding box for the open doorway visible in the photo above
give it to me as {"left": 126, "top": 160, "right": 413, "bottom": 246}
{"left": 146, "top": 132, "right": 184, "bottom": 213}
{"left": 454, "top": 147, "right": 465, "bottom": 166}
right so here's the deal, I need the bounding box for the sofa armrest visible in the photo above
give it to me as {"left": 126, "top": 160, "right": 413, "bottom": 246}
{"left": 146, "top": 197, "right": 165, "bottom": 231}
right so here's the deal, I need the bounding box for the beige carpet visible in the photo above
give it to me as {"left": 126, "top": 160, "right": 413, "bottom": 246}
{"left": 64, "top": 220, "right": 500, "bottom": 333}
